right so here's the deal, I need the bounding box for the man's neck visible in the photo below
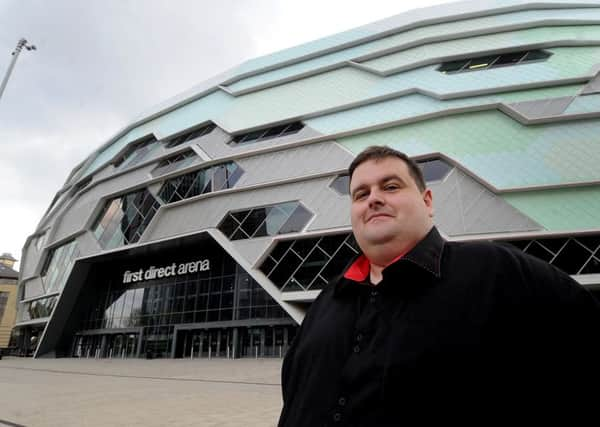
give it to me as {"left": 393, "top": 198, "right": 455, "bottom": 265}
{"left": 370, "top": 262, "right": 386, "bottom": 285}
{"left": 366, "top": 245, "right": 408, "bottom": 285}
{"left": 364, "top": 234, "right": 426, "bottom": 285}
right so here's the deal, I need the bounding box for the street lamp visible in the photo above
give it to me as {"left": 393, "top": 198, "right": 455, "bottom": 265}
{"left": 0, "top": 38, "right": 36, "bottom": 101}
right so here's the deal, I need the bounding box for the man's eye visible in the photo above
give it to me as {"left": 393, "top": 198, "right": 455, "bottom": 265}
{"left": 353, "top": 192, "right": 367, "bottom": 200}
{"left": 384, "top": 184, "right": 399, "bottom": 191}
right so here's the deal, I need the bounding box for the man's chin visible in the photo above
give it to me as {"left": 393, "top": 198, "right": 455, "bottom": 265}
{"left": 362, "top": 231, "right": 398, "bottom": 246}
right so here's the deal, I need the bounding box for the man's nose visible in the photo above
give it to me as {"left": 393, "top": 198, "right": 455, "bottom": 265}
{"left": 367, "top": 188, "right": 384, "bottom": 208}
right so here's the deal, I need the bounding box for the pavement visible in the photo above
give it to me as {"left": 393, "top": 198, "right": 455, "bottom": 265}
{"left": 0, "top": 356, "right": 284, "bottom": 427}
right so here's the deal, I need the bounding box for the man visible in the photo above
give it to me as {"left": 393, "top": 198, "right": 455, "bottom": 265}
{"left": 278, "top": 146, "right": 600, "bottom": 426}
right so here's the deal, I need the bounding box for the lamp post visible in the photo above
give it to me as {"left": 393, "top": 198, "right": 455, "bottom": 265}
{"left": 0, "top": 38, "right": 36, "bottom": 101}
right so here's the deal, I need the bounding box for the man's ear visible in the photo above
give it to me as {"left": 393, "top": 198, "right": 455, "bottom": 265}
{"left": 423, "top": 188, "right": 434, "bottom": 218}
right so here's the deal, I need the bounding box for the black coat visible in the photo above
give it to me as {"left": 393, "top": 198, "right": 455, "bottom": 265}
{"left": 278, "top": 228, "right": 600, "bottom": 426}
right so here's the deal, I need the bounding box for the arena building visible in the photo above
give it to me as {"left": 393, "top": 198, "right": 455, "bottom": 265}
{"left": 14, "top": 0, "right": 600, "bottom": 358}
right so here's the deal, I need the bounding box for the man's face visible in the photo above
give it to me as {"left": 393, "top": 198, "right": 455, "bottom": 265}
{"left": 350, "top": 157, "right": 433, "bottom": 255}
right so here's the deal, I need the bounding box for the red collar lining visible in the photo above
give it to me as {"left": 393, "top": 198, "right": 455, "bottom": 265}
{"left": 343, "top": 253, "right": 405, "bottom": 282}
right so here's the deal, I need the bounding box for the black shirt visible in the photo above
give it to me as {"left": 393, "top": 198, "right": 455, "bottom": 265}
{"left": 278, "top": 227, "right": 600, "bottom": 426}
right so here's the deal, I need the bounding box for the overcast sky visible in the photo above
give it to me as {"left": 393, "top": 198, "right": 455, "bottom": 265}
{"left": 0, "top": 0, "right": 454, "bottom": 269}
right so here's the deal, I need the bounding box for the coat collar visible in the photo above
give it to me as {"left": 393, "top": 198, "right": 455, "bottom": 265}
{"left": 335, "top": 227, "right": 445, "bottom": 295}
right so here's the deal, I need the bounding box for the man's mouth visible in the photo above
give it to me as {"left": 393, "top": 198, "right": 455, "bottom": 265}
{"left": 367, "top": 213, "right": 392, "bottom": 222}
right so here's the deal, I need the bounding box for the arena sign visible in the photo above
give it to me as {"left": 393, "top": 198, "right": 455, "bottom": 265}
{"left": 122, "top": 258, "right": 210, "bottom": 284}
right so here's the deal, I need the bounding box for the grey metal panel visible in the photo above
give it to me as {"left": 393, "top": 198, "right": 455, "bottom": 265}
{"left": 74, "top": 231, "right": 102, "bottom": 258}
{"left": 20, "top": 277, "right": 44, "bottom": 303}
{"left": 47, "top": 163, "right": 156, "bottom": 246}
{"left": 146, "top": 182, "right": 164, "bottom": 199}
{"left": 92, "top": 164, "right": 117, "bottom": 182}
{"left": 431, "top": 168, "right": 541, "bottom": 235}
{"left": 191, "top": 127, "right": 234, "bottom": 159}
{"left": 463, "top": 190, "right": 536, "bottom": 232}
{"left": 581, "top": 72, "right": 600, "bottom": 94}
{"left": 230, "top": 236, "right": 274, "bottom": 266}
{"left": 235, "top": 141, "right": 353, "bottom": 187}
{"left": 46, "top": 192, "right": 98, "bottom": 246}
{"left": 20, "top": 241, "right": 41, "bottom": 279}
{"left": 304, "top": 182, "right": 351, "bottom": 231}
{"left": 454, "top": 171, "right": 485, "bottom": 213}
{"left": 508, "top": 96, "right": 574, "bottom": 119}
{"left": 142, "top": 176, "right": 349, "bottom": 242}
{"left": 196, "top": 124, "right": 323, "bottom": 161}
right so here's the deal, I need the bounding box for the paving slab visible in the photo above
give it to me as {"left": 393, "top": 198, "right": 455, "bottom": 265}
{"left": 0, "top": 357, "right": 284, "bottom": 427}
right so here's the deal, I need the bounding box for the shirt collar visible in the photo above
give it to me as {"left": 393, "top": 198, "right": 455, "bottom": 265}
{"left": 335, "top": 227, "right": 445, "bottom": 295}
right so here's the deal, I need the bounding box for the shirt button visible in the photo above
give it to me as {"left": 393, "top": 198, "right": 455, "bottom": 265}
{"left": 355, "top": 333, "right": 363, "bottom": 342}
{"left": 338, "top": 397, "right": 346, "bottom": 406}
{"left": 370, "top": 290, "right": 378, "bottom": 296}
{"left": 353, "top": 345, "right": 360, "bottom": 353}
{"left": 333, "top": 412, "right": 342, "bottom": 422}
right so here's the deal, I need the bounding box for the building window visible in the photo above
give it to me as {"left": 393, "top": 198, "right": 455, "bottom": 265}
{"left": 40, "top": 240, "right": 80, "bottom": 293}
{"left": 151, "top": 150, "right": 199, "bottom": 177}
{"left": 419, "top": 158, "right": 453, "bottom": 183}
{"left": 260, "top": 231, "right": 600, "bottom": 292}
{"left": 504, "top": 234, "right": 600, "bottom": 275}
{"left": 329, "top": 175, "right": 350, "bottom": 196}
{"left": 437, "top": 50, "right": 551, "bottom": 74}
{"left": 329, "top": 158, "right": 453, "bottom": 196}
{"left": 92, "top": 189, "right": 160, "bottom": 249}
{"left": 113, "top": 134, "right": 161, "bottom": 170}
{"left": 165, "top": 123, "right": 216, "bottom": 148}
{"left": 0, "top": 292, "right": 8, "bottom": 320}
{"left": 231, "top": 121, "right": 304, "bottom": 145}
{"left": 158, "top": 162, "right": 242, "bottom": 204}
{"left": 260, "top": 233, "right": 359, "bottom": 292}
{"left": 19, "top": 296, "right": 58, "bottom": 322}
{"left": 79, "top": 260, "right": 287, "bottom": 350}
{"left": 218, "top": 201, "right": 312, "bottom": 240}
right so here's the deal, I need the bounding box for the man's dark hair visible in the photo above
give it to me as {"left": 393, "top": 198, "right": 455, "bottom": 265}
{"left": 348, "top": 145, "right": 427, "bottom": 191}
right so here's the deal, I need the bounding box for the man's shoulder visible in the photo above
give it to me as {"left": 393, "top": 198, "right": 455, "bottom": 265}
{"left": 446, "top": 238, "right": 518, "bottom": 254}
{"left": 444, "top": 238, "right": 528, "bottom": 267}
{"left": 445, "top": 238, "right": 585, "bottom": 295}
{"left": 443, "top": 238, "right": 575, "bottom": 286}
{"left": 446, "top": 238, "right": 546, "bottom": 267}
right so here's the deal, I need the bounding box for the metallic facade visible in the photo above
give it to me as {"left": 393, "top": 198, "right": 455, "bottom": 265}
{"left": 15, "top": 0, "right": 600, "bottom": 358}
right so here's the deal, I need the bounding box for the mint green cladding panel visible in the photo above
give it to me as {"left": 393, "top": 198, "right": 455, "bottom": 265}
{"left": 219, "top": 68, "right": 381, "bottom": 130}
{"left": 81, "top": 44, "right": 597, "bottom": 178}
{"left": 305, "top": 85, "right": 582, "bottom": 135}
{"left": 128, "top": 90, "right": 233, "bottom": 138}
{"left": 231, "top": 26, "right": 375, "bottom": 77}
{"left": 503, "top": 187, "right": 600, "bottom": 231}
{"left": 223, "top": 46, "right": 600, "bottom": 131}
{"left": 338, "top": 110, "right": 600, "bottom": 189}
{"left": 361, "top": 25, "right": 600, "bottom": 73}
{"left": 228, "top": 10, "right": 600, "bottom": 93}
{"left": 369, "top": 46, "right": 600, "bottom": 98}
{"left": 80, "top": 42, "right": 600, "bottom": 178}
{"left": 563, "top": 93, "right": 600, "bottom": 114}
